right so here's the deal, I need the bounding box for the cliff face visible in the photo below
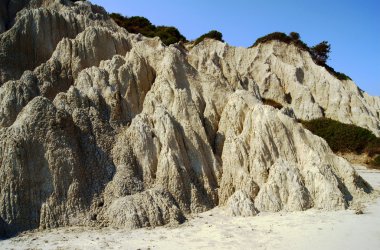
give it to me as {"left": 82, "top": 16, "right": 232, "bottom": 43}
{"left": 189, "top": 41, "right": 380, "bottom": 136}
{"left": 0, "top": 0, "right": 377, "bottom": 236}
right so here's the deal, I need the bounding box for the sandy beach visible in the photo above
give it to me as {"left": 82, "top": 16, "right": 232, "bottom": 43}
{"left": 1, "top": 165, "right": 379, "bottom": 250}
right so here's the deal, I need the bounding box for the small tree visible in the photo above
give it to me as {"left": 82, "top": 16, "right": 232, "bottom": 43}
{"left": 289, "top": 32, "right": 300, "bottom": 40}
{"left": 311, "top": 41, "right": 331, "bottom": 65}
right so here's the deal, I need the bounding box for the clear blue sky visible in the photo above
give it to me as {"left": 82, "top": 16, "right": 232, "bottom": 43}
{"left": 90, "top": 0, "right": 380, "bottom": 96}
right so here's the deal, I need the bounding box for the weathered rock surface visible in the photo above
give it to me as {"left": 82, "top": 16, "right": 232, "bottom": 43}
{"left": 0, "top": 0, "right": 114, "bottom": 84}
{"left": 189, "top": 40, "right": 380, "bottom": 136}
{"left": 0, "top": 0, "right": 377, "bottom": 237}
{"left": 226, "top": 190, "right": 258, "bottom": 217}
{"left": 106, "top": 188, "right": 185, "bottom": 229}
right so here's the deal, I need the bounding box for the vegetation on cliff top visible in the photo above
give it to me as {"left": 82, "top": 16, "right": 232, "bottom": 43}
{"left": 194, "top": 30, "right": 224, "bottom": 45}
{"left": 110, "top": 13, "right": 225, "bottom": 46}
{"left": 109, "top": 13, "right": 186, "bottom": 45}
{"left": 109, "top": 13, "right": 351, "bottom": 81}
{"left": 251, "top": 32, "right": 351, "bottom": 81}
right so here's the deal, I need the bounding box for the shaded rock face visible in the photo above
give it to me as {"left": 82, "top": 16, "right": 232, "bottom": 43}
{"left": 0, "top": 0, "right": 377, "bottom": 236}
{"left": 0, "top": 0, "right": 112, "bottom": 84}
{"left": 0, "top": 0, "right": 30, "bottom": 33}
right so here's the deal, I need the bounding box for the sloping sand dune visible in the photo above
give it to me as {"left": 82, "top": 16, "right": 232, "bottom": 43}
{"left": 1, "top": 166, "right": 379, "bottom": 250}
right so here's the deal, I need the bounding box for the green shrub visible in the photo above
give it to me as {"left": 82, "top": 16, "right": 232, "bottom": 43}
{"left": 109, "top": 13, "right": 124, "bottom": 25}
{"left": 366, "top": 139, "right": 380, "bottom": 156}
{"left": 250, "top": 32, "right": 309, "bottom": 51}
{"left": 292, "top": 39, "right": 310, "bottom": 51}
{"left": 121, "top": 16, "right": 155, "bottom": 35}
{"left": 155, "top": 26, "right": 187, "bottom": 45}
{"left": 302, "top": 118, "right": 378, "bottom": 153}
{"left": 371, "top": 155, "right": 380, "bottom": 169}
{"left": 302, "top": 118, "right": 380, "bottom": 169}
{"left": 110, "top": 13, "right": 186, "bottom": 45}
{"left": 334, "top": 72, "right": 352, "bottom": 81}
{"left": 321, "top": 64, "right": 352, "bottom": 81}
{"left": 194, "top": 30, "right": 224, "bottom": 45}
{"left": 251, "top": 32, "right": 292, "bottom": 47}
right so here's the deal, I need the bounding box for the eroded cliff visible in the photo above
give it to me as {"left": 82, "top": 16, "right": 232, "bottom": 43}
{"left": 0, "top": 0, "right": 378, "bottom": 236}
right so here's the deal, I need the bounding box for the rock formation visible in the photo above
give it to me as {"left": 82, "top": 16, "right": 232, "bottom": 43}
{"left": 0, "top": 0, "right": 378, "bottom": 236}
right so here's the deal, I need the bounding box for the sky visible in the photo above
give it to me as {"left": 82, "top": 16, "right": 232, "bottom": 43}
{"left": 90, "top": 0, "right": 380, "bottom": 96}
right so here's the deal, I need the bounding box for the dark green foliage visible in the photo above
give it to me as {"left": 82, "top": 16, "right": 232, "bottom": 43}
{"left": 303, "top": 118, "right": 380, "bottom": 169}
{"left": 251, "top": 32, "right": 292, "bottom": 47}
{"left": 366, "top": 139, "right": 380, "bottom": 156}
{"left": 109, "top": 14, "right": 156, "bottom": 37}
{"left": 122, "top": 16, "right": 155, "bottom": 36}
{"left": 155, "top": 26, "right": 187, "bottom": 46}
{"left": 371, "top": 155, "right": 380, "bottom": 169}
{"left": 292, "top": 39, "right": 310, "bottom": 52}
{"left": 262, "top": 98, "right": 283, "bottom": 110}
{"left": 289, "top": 32, "right": 300, "bottom": 40}
{"left": 324, "top": 64, "right": 352, "bottom": 80}
{"left": 109, "top": 13, "right": 186, "bottom": 45}
{"left": 302, "top": 118, "right": 379, "bottom": 154}
{"left": 334, "top": 72, "right": 352, "bottom": 81}
{"left": 109, "top": 13, "right": 124, "bottom": 25}
{"left": 194, "top": 30, "right": 224, "bottom": 45}
{"left": 250, "top": 32, "right": 309, "bottom": 51}
{"left": 310, "top": 41, "right": 331, "bottom": 65}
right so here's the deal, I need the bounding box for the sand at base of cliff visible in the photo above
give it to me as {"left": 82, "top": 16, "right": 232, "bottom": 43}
{"left": 1, "top": 165, "right": 379, "bottom": 250}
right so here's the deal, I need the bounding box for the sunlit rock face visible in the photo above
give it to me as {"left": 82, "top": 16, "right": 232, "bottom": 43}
{"left": 0, "top": 0, "right": 376, "bottom": 237}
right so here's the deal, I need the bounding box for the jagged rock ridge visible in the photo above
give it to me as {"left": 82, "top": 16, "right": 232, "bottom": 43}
{"left": 0, "top": 0, "right": 378, "bottom": 236}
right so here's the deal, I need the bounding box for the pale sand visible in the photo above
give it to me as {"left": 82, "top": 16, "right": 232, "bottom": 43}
{"left": 1, "top": 166, "right": 379, "bottom": 250}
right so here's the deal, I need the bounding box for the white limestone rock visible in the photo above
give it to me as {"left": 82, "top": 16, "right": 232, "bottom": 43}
{"left": 226, "top": 191, "right": 258, "bottom": 217}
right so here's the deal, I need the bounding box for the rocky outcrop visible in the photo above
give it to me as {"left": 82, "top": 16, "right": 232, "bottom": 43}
{"left": 0, "top": 26, "right": 132, "bottom": 127}
{"left": 106, "top": 188, "right": 185, "bottom": 229}
{"left": 0, "top": 0, "right": 113, "bottom": 84}
{"left": 226, "top": 191, "right": 258, "bottom": 217}
{"left": 0, "top": 0, "right": 377, "bottom": 237}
